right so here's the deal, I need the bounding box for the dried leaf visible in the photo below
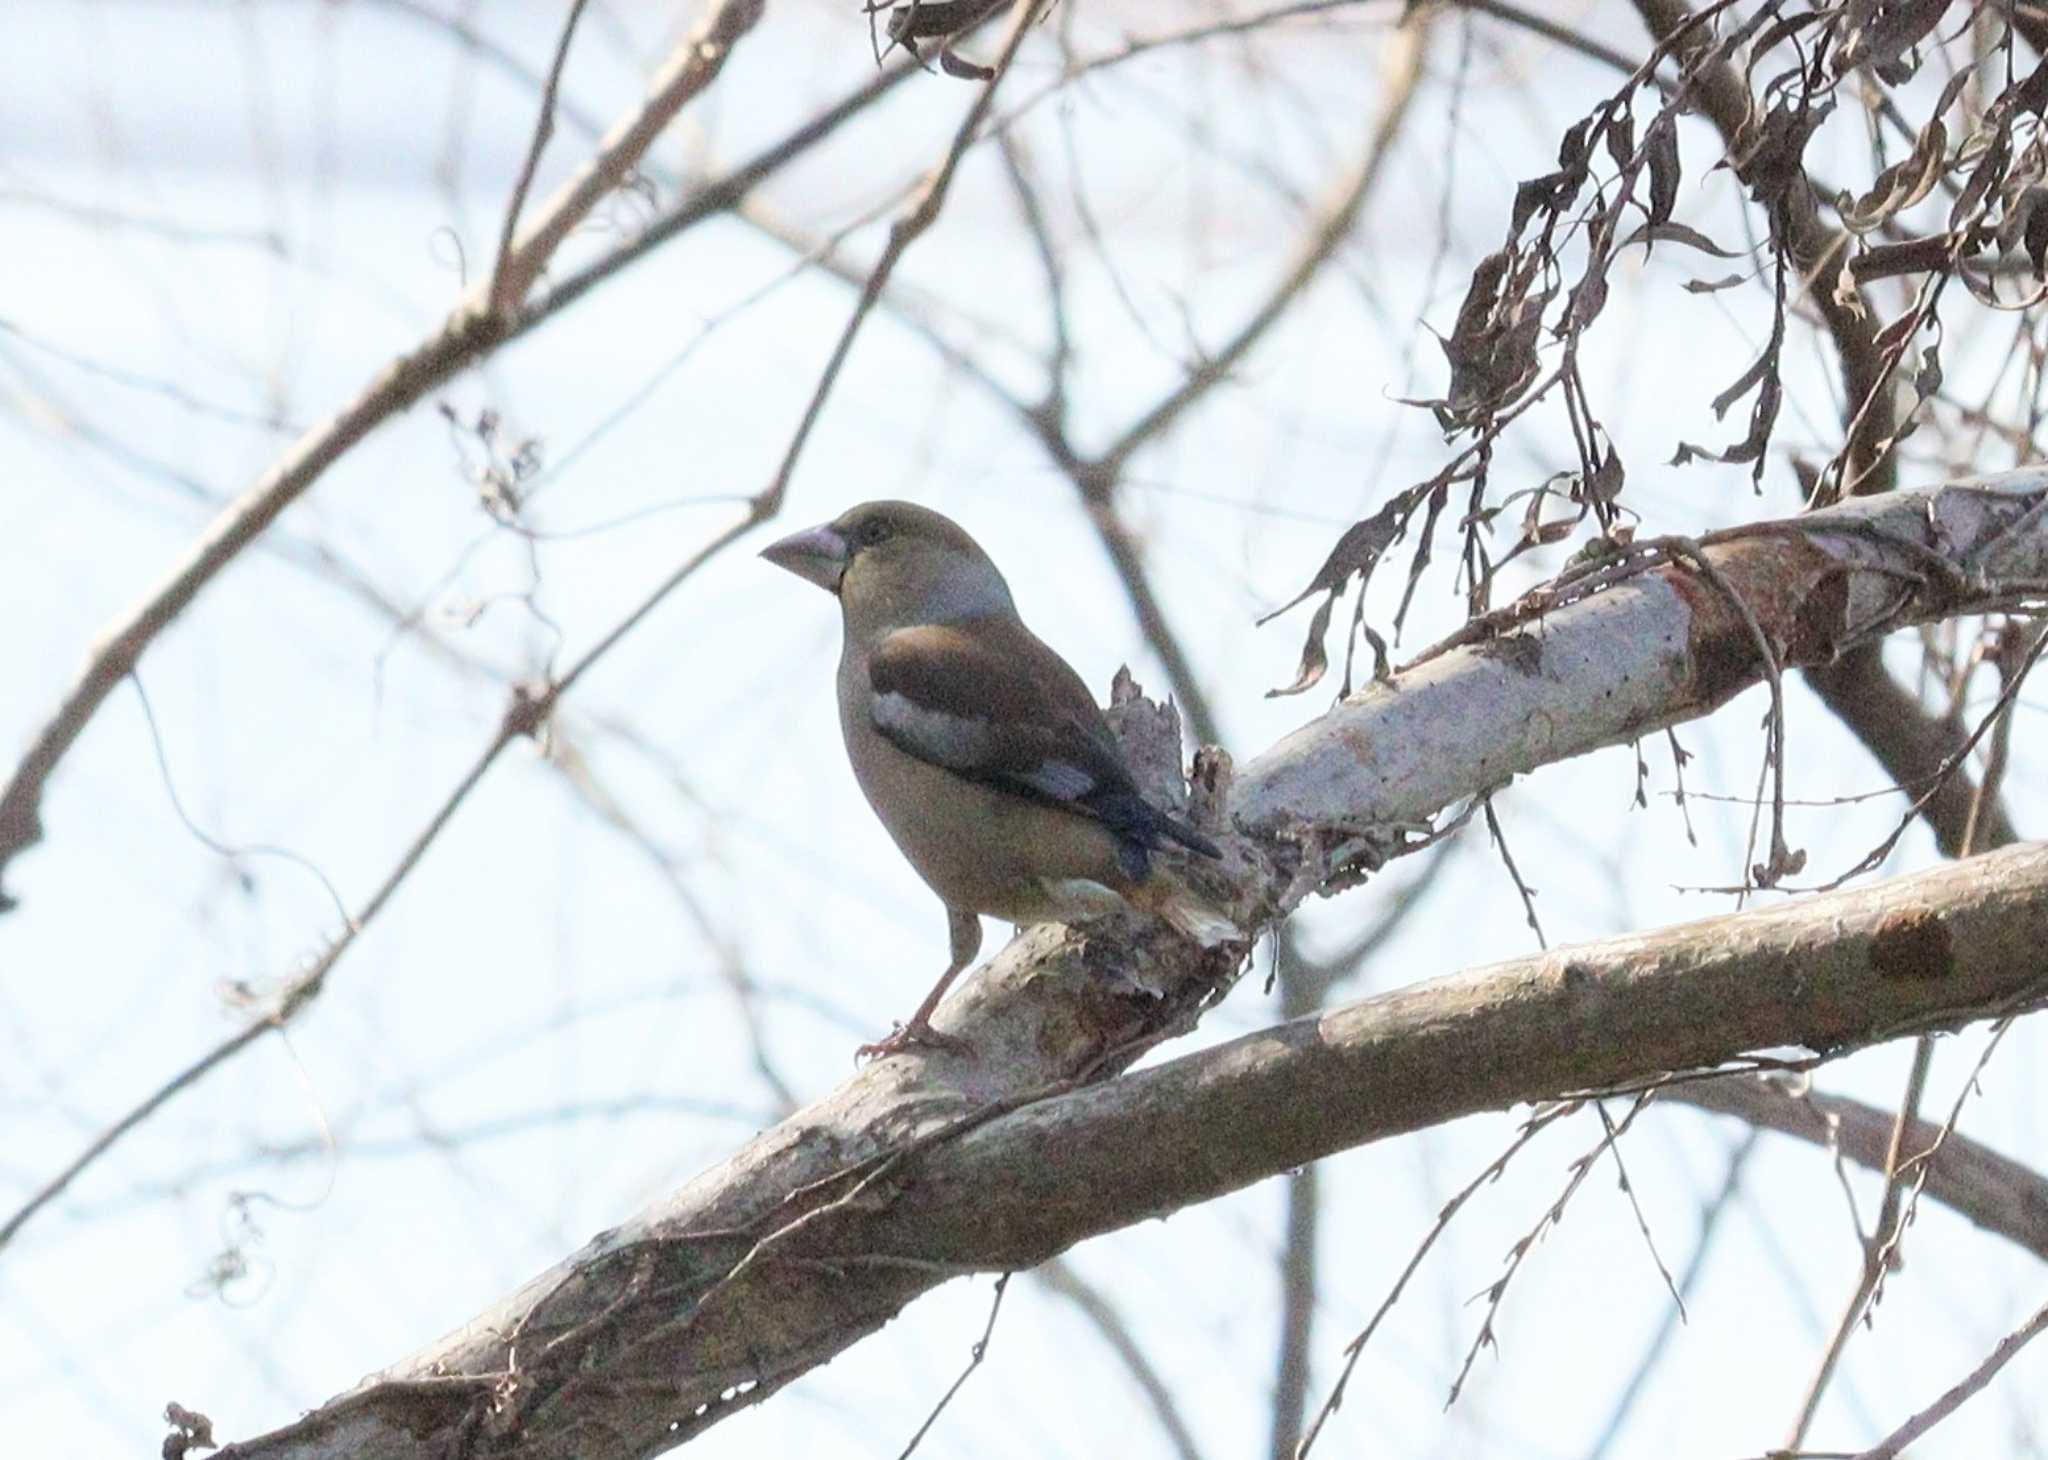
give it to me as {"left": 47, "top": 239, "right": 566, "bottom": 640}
{"left": 1673, "top": 347, "right": 1782, "bottom": 477}
{"left": 1732, "top": 97, "right": 1833, "bottom": 208}
{"left": 886, "top": 0, "right": 1006, "bottom": 41}
{"left": 1567, "top": 272, "right": 1609, "bottom": 329}
{"left": 1831, "top": 0, "right": 1954, "bottom": 79}
{"left": 1265, "top": 592, "right": 1335, "bottom": 698}
{"left": 939, "top": 48, "right": 994, "bottom": 80}
{"left": 2005, "top": 54, "right": 2048, "bottom": 119}
{"left": 1710, "top": 348, "right": 1773, "bottom": 420}
{"left": 1873, "top": 310, "right": 1921, "bottom": 353}
{"left": 1683, "top": 273, "right": 1750, "bottom": 294}
{"left": 1587, "top": 447, "right": 1625, "bottom": 505}
{"left": 1951, "top": 127, "right": 2012, "bottom": 231}
{"left": 1837, "top": 118, "right": 1948, "bottom": 234}
{"left": 1645, "top": 115, "right": 1681, "bottom": 226}
{"left": 1914, "top": 341, "right": 1943, "bottom": 399}
{"left": 1605, "top": 106, "right": 1635, "bottom": 175}
{"left": 1752, "top": 9, "right": 1823, "bottom": 65}
{"left": 1519, "top": 481, "right": 1566, "bottom": 547}
{"left": 2025, "top": 189, "right": 2048, "bottom": 276}
{"left": 1623, "top": 220, "right": 1743, "bottom": 257}
{"left": 1557, "top": 116, "right": 1595, "bottom": 174}
{"left": 1432, "top": 251, "right": 1550, "bottom": 426}
{"left": 1256, "top": 496, "right": 1408, "bottom": 626}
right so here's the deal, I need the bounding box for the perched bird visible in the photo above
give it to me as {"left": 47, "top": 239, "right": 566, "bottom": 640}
{"left": 762, "top": 500, "right": 1234, "bottom": 1058}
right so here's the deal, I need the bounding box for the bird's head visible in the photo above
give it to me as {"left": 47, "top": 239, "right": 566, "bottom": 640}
{"left": 761, "top": 500, "right": 1014, "bottom": 631}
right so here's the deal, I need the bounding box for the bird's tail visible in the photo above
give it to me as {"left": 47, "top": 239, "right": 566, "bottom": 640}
{"left": 1124, "top": 870, "right": 1241, "bottom": 948}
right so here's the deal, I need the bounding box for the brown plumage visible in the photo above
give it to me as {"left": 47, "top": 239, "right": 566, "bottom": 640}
{"left": 762, "top": 500, "right": 1232, "bottom": 1058}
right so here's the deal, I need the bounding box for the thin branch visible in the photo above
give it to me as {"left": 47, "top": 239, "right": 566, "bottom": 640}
{"left": 1807, "top": 647, "right": 2022, "bottom": 859}
{"left": 1784, "top": 1037, "right": 1934, "bottom": 1449}
{"left": 1583, "top": 1129, "right": 1763, "bottom": 1460}
{"left": 1593, "top": 1096, "right": 1687, "bottom": 1319}
{"left": 1034, "top": 1259, "right": 1207, "bottom": 1460}
{"left": 0, "top": 494, "right": 775, "bottom": 1254}
{"left": 1850, "top": 1295, "right": 2048, "bottom": 1459}
{"left": 1039, "top": 10, "right": 1433, "bottom": 744}
{"left": 1296, "top": 1104, "right": 1581, "bottom": 1459}
{"left": 765, "top": 0, "right": 1050, "bottom": 506}
{"left": 127, "top": 672, "right": 351, "bottom": 927}
{"left": 1667, "top": 1075, "right": 2048, "bottom": 1264}
{"left": 896, "top": 1274, "right": 1010, "bottom": 1459}
{"left": 0, "top": 730, "right": 501, "bottom": 1253}
{"left": 1481, "top": 793, "right": 1546, "bottom": 947}
{"left": 1268, "top": 1158, "right": 1319, "bottom": 1460}
{"left": 1446, "top": 1097, "right": 1658, "bottom": 1409}
{"left": 488, "top": 0, "right": 590, "bottom": 318}
{"left": 0, "top": 0, "right": 789, "bottom": 908}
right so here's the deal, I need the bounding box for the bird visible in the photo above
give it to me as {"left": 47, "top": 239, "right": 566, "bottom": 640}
{"left": 761, "top": 500, "right": 1236, "bottom": 1059}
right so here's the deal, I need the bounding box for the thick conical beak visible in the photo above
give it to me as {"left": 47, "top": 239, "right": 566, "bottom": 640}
{"left": 760, "top": 522, "right": 849, "bottom": 592}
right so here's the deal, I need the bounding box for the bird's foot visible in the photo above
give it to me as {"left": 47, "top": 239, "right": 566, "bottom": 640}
{"left": 856, "top": 1019, "right": 973, "bottom": 1063}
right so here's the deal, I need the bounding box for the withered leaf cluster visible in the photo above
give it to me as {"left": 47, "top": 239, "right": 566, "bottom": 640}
{"left": 1264, "top": 0, "right": 2048, "bottom": 696}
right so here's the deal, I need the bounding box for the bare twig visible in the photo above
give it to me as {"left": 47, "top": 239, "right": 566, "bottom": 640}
{"left": 0, "top": 494, "right": 775, "bottom": 1254}
{"left": 1268, "top": 1157, "right": 1320, "bottom": 1460}
{"left": 1482, "top": 794, "right": 1546, "bottom": 948}
{"left": 487, "top": 0, "right": 591, "bottom": 316}
{"left": 1296, "top": 1103, "right": 1583, "bottom": 1458}
{"left": 1666, "top": 1076, "right": 2048, "bottom": 1264}
{"left": 1039, "top": 11, "right": 1433, "bottom": 743}
{"left": 896, "top": 1274, "right": 1010, "bottom": 1459}
{"left": 1849, "top": 1295, "right": 2048, "bottom": 1459}
{"left": 0, "top": 0, "right": 768, "bottom": 908}
{"left": 545, "top": 736, "right": 799, "bottom": 1113}
{"left": 765, "top": 0, "right": 1050, "bottom": 505}
{"left": 127, "top": 672, "right": 351, "bottom": 926}
{"left": 1447, "top": 1097, "right": 1661, "bottom": 1409}
{"left": 1594, "top": 1097, "right": 1687, "bottom": 1318}
{"left": 1268, "top": 865, "right": 1447, "bottom": 1456}
{"left": 1784, "top": 1038, "right": 1934, "bottom": 1449}
{"left": 1583, "top": 1128, "right": 1762, "bottom": 1460}
{"left": 1806, "top": 647, "right": 2021, "bottom": 859}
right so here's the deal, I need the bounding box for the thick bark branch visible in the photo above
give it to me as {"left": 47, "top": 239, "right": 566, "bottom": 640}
{"left": 204, "top": 470, "right": 2048, "bottom": 1459}
{"left": 1235, "top": 470, "right": 2048, "bottom": 857}
{"left": 213, "top": 845, "right": 2048, "bottom": 1460}
{"left": 1626, "top": 0, "right": 2027, "bottom": 865}
{"left": 1806, "top": 645, "right": 2021, "bottom": 856}
{"left": 1667, "top": 1078, "right": 2048, "bottom": 1263}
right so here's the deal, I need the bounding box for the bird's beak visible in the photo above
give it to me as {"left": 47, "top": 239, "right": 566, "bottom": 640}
{"left": 760, "top": 522, "right": 849, "bottom": 593}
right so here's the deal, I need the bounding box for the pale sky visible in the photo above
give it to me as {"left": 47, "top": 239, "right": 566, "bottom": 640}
{"left": 2, "top": 2, "right": 2043, "bottom": 1457}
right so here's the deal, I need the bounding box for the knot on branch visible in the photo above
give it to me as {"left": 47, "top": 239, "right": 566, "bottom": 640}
{"left": 502, "top": 681, "right": 558, "bottom": 742}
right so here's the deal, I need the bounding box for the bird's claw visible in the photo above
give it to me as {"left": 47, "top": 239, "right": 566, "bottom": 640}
{"left": 855, "top": 1020, "right": 973, "bottom": 1063}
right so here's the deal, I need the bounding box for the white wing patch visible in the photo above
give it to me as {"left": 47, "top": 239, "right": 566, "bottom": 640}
{"left": 872, "top": 690, "right": 993, "bottom": 769}
{"left": 872, "top": 690, "right": 1098, "bottom": 801}
{"left": 1013, "top": 761, "right": 1095, "bottom": 800}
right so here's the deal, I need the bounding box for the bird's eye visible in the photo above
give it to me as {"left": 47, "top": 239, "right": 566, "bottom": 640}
{"left": 858, "top": 519, "right": 893, "bottom": 546}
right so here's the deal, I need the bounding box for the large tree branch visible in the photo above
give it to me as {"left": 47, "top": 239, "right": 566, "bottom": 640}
{"left": 200, "top": 469, "right": 2048, "bottom": 1458}
{"left": 1628, "top": 0, "right": 2022, "bottom": 860}
{"left": 1668, "top": 1077, "right": 2048, "bottom": 1264}
{"left": 211, "top": 842, "right": 2048, "bottom": 1460}
{"left": 1806, "top": 644, "right": 2022, "bottom": 856}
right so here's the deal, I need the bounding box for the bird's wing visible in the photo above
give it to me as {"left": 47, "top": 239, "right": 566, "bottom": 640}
{"left": 866, "top": 618, "right": 1137, "bottom": 814}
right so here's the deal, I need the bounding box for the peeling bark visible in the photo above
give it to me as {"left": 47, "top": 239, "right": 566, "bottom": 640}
{"left": 203, "top": 472, "right": 2048, "bottom": 1460}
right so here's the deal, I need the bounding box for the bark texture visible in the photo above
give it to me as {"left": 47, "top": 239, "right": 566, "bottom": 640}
{"left": 203, "top": 471, "right": 2048, "bottom": 1459}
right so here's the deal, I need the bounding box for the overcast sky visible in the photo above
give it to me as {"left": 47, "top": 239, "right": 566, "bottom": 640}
{"left": 2, "top": 3, "right": 2043, "bottom": 1457}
